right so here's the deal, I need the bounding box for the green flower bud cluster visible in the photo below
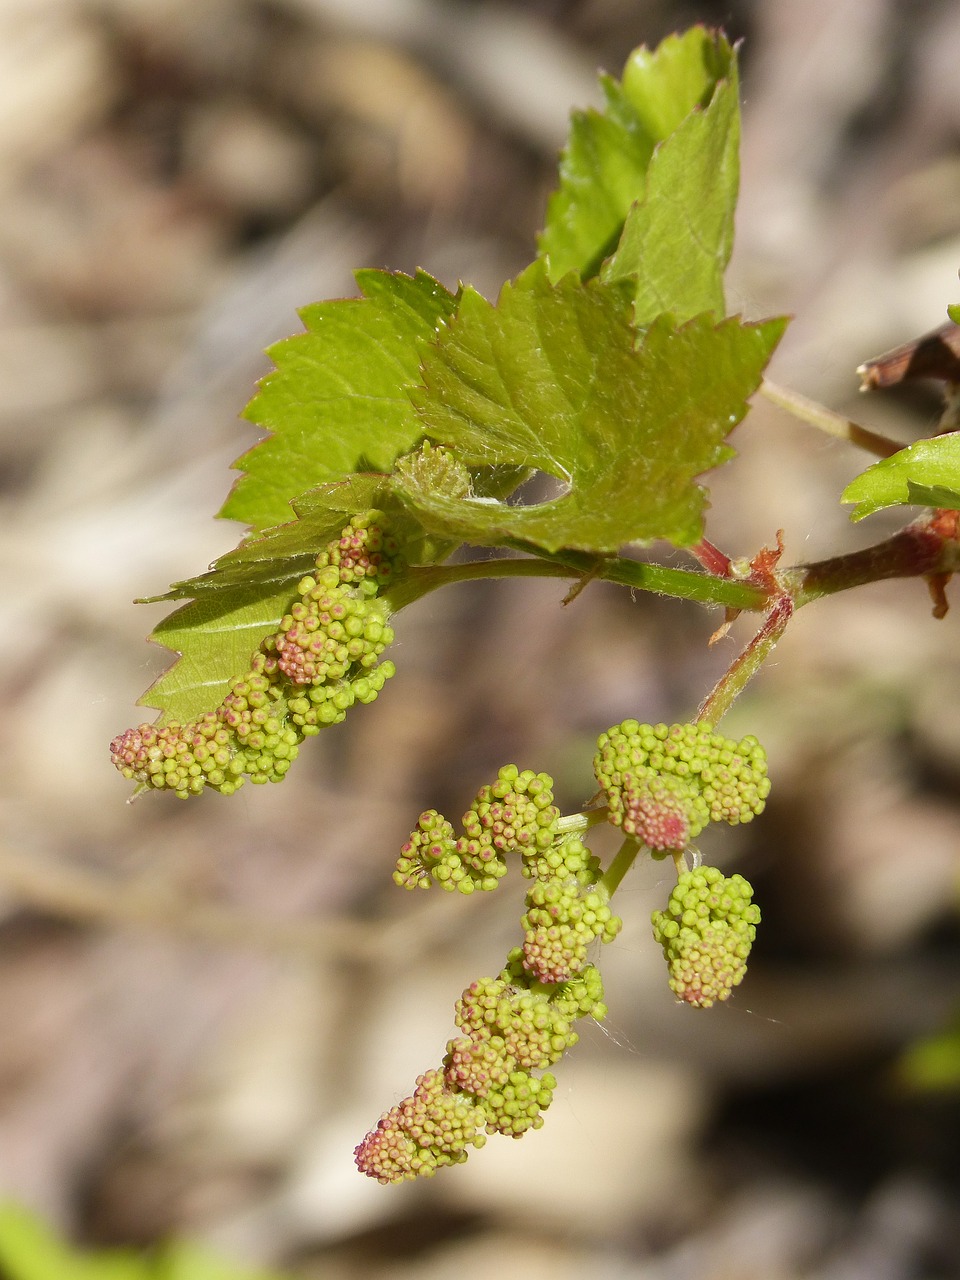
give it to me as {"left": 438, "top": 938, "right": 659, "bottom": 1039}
{"left": 268, "top": 569, "right": 393, "bottom": 688}
{"left": 109, "top": 714, "right": 249, "bottom": 799}
{"left": 520, "top": 825, "right": 602, "bottom": 886}
{"left": 393, "top": 810, "right": 464, "bottom": 891}
{"left": 314, "top": 509, "right": 400, "bottom": 589}
{"left": 519, "top": 836, "right": 622, "bottom": 984}
{"left": 651, "top": 865, "right": 760, "bottom": 1007}
{"left": 395, "top": 780, "right": 621, "bottom": 981}
{"left": 111, "top": 512, "right": 400, "bottom": 797}
{"left": 594, "top": 720, "right": 770, "bottom": 852}
{"left": 352, "top": 1067, "right": 487, "bottom": 1184}
{"left": 216, "top": 665, "right": 303, "bottom": 784}
{"left": 355, "top": 959, "right": 606, "bottom": 1183}
{"left": 393, "top": 766, "right": 560, "bottom": 894}
{"left": 447, "top": 957, "right": 606, "bottom": 1138}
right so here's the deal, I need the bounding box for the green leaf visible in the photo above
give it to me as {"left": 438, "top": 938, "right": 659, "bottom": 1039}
{"left": 600, "top": 51, "right": 739, "bottom": 324}
{"left": 842, "top": 433, "right": 960, "bottom": 520}
{"left": 400, "top": 263, "right": 785, "bottom": 554}
{"left": 619, "top": 27, "right": 731, "bottom": 139}
{"left": 0, "top": 1205, "right": 290, "bottom": 1280}
{"left": 147, "top": 476, "right": 393, "bottom": 600}
{"left": 906, "top": 480, "right": 960, "bottom": 509}
{"left": 0, "top": 1204, "right": 91, "bottom": 1280}
{"left": 140, "top": 578, "right": 301, "bottom": 724}
{"left": 222, "top": 269, "right": 458, "bottom": 531}
{"left": 539, "top": 27, "right": 734, "bottom": 282}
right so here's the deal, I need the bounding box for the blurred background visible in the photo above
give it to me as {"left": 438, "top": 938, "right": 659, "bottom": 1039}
{"left": 2, "top": 0, "right": 960, "bottom": 1276}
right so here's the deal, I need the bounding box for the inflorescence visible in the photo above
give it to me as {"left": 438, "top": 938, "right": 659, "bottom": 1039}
{"left": 393, "top": 768, "right": 622, "bottom": 984}
{"left": 359, "top": 718, "right": 770, "bottom": 1183}
{"left": 357, "top": 765, "right": 625, "bottom": 1184}
{"left": 110, "top": 512, "right": 400, "bottom": 798}
{"left": 355, "top": 955, "right": 607, "bottom": 1184}
{"left": 594, "top": 720, "right": 770, "bottom": 853}
{"left": 113, "top": 525, "right": 772, "bottom": 1182}
{"left": 651, "top": 866, "right": 760, "bottom": 1007}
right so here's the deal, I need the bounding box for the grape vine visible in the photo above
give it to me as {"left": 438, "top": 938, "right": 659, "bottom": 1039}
{"left": 110, "top": 25, "right": 960, "bottom": 1184}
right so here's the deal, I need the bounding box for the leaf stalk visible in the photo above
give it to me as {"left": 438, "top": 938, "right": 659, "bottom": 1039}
{"left": 760, "top": 378, "right": 903, "bottom": 458}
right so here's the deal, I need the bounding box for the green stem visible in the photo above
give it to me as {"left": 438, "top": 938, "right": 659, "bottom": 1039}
{"left": 556, "top": 810, "right": 608, "bottom": 835}
{"left": 598, "top": 836, "right": 643, "bottom": 902}
{"left": 386, "top": 552, "right": 768, "bottom": 613}
{"left": 760, "top": 378, "right": 903, "bottom": 458}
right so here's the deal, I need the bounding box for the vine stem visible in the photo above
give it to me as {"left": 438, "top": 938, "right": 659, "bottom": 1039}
{"left": 759, "top": 378, "right": 903, "bottom": 458}
{"left": 697, "top": 593, "right": 794, "bottom": 726}
{"left": 387, "top": 552, "right": 767, "bottom": 612}
{"left": 389, "top": 510, "right": 960, "bottom": 622}
{"left": 781, "top": 514, "right": 960, "bottom": 608}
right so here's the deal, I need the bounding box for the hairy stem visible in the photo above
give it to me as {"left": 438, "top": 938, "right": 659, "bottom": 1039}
{"left": 387, "top": 553, "right": 768, "bottom": 613}
{"left": 781, "top": 516, "right": 960, "bottom": 608}
{"left": 760, "top": 379, "right": 903, "bottom": 458}
{"left": 697, "top": 593, "right": 794, "bottom": 726}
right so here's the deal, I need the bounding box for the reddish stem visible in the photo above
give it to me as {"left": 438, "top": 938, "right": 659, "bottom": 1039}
{"left": 782, "top": 516, "right": 960, "bottom": 609}
{"left": 688, "top": 537, "right": 733, "bottom": 577}
{"left": 697, "top": 593, "right": 794, "bottom": 727}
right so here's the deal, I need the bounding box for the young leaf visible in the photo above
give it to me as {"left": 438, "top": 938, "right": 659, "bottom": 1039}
{"left": 842, "top": 433, "right": 960, "bottom": 521}
{"left": 600, "top": 51, "right": 739, "bottom": 324}
{"left": 222, "top": 269, "right": 458, "bottom": 531}
{"left": 0, "top": 1205, "right": 288, "bottom": 1280}
{"left": 147, "top": 476, "right": 393, "bottom": 600}
{"left": 400, "top": 263, "right": 785, "bottom": 554}
{"left": 905, "top": 480, "right": 960, "bottom": 509}
{"left": 139, "top": 578, "right": 301, "bottom": 724}
{"left": 539, "top": 27, "right": 734, "bottom": 282}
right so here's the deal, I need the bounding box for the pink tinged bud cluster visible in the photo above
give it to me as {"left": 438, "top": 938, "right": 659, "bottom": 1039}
{"left": 520, "top": 870, "right": 622, "bottom": 985}
{"left": 352, "top": 1068, "right": 487, "bottom": 1185}
{"left": 355, "top": 961, "right": 607, "bottom": 1183}
{"left": 462, "top": 765, "right": 560, "bottom": 865}
{"left": 393, "top": 767, "right": 561, "bottom": 895}
{"left": 268, "top": 568, "right": 394, "bottom": 687}
{"left": 315, "top": 510, "right": 400, "bottom": 589}
{"left": 594, "top": 720, "right": 770, "bottom": 852}
{"left": 651, "top": 866, "right": 761, "bottom": 1007}
{"left": 111, "top": 512, "right": 401, "bottom": 797}
{"left": 394, "top": 810, "right": 458, "bottom": 889}
{"left": 395, "top": 792, "right": 621, "bottom": 981}
{"left": 621, "top": 776, "right": 691, "bottom": 851}
{"left": 109, "top": 714, "right": 244, "bottom": 798}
